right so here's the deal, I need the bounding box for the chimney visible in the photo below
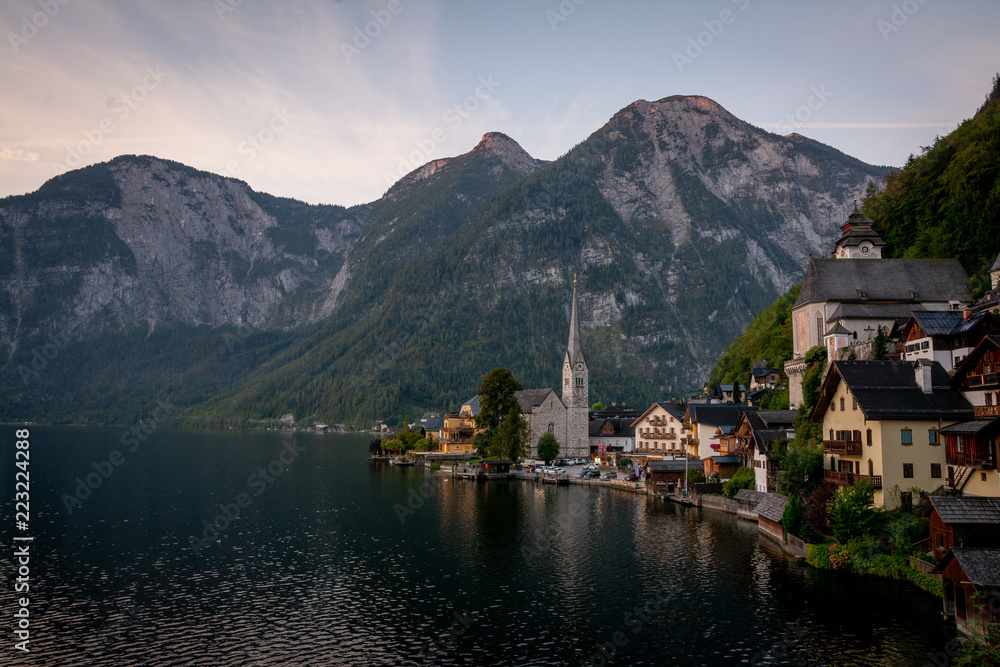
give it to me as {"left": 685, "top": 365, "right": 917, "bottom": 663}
{"left": 963, "top": 309, "right": 972, "bottom": 320}
{"left": 915, "top": 360, "right": 933, "bottom": 394}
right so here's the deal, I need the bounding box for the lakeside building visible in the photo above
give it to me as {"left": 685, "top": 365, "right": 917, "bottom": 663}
{"left": 785, "top": 210, "right": 973, "bottom": 408}
{"left": 631, "top": 402, "right": 687, "bottom": 460}
{"left": 683, "top": 404, "right": 757, "bottom": 460}
{"left": 734, "top": 410, "right": 797, "bottom": 493}
{"left": 896, "top": 311, "right": 1000, "bottom": 372}
{"left": 812, "top": 360, "right": 974, "bottom": 509}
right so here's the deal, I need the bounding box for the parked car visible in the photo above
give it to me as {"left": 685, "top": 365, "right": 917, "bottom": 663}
{"left": 601, "top": 471, "right": 617, "bottom": 480}
{"left": 573, "top": 458, "right": 585, "bottom": 465}
{"left": 624, "top": 473, "right": 639, "bottom": 482}
{"left": 583, "top": 470, "right": 601, "bottom": 479}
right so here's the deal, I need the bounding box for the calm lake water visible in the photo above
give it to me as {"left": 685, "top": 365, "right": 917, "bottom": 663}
{"left": 0, "top": 427, "right": 955, "bottom": 666}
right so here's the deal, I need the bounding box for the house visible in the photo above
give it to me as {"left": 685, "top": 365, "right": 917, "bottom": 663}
{"left": 756, "top": 493, "right": 789, "bottom": 543}
{"left": 588, "top": 417, "right": 635, "bottom": 459}
{"left": 897, "top": 310, "right": 1000, "bottom": 371}
{"left": 735, "top": 410, "right": 797, "bottom": 493}
{"left": 632, "top": 402, "right": 687, "bottom": 460}
{"left": 684, "top": 404, "right": 757, "bottom": 460}
{"left": 924, "top": 496, "right": 1000, "bottom": 560}
{"left": 439, "top": 399, "right": 478, "bottom": 455}
{"left": 945, "top": 334, "right": 1000, "bottom": 495}
{"left": 704, "top": 454, "right": 739, "bottom": 481}
{"left": 971, "top": 249, "right": 1000, "bottom": 314}
{"left": 421, "top": 411, "right": 443, "bottom": 442}
{"left": 712, "top": 383, "right": 747, "bottom": 403}
{"left": 932, "top": 548, "right": 1000, "bottom": 637}
{"left": 785, "top": 210, "right": 973, "bottom": 408}
{"left": 749, "top": 361, "right": 783, "bottom": 391}
{"left": 646, "top": 459, "right": 703, "bottom": 494}
{"left": 812, "top": 360, "right": 974, "bottom": 508}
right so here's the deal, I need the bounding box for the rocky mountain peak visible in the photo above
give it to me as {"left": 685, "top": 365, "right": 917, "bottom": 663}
{"left": 471, "top": 131, "right": 544, "bottom": 175}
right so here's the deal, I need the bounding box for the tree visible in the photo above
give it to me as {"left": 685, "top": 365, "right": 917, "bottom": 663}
{"left": 685, "top": 468, "right": 705, "bottom": 484}
{"left": 537, "top": 432, "right": 559, "bottom": 464}
{"left": 731, "top": 381, "right": 742, "bottom": 405}
{"left": 722, "top": 467, "right": 755, "bottom": 497}
{"left": 871, "top": 328, "right": 891, "bottom": 361}
{"left": 775, "top": 440, "right": 825, "bottom": 496}
{"left": 591, "top": 401, "right": 605, "bottom": 411}
{"left": 474, "top": 368, "right": 526, "bottom": 460}
{"left": 829, "top": 480, "right": 884, "bottom": 542}
{"left": 490, "top": 404, "right": 529, "bottom": 462}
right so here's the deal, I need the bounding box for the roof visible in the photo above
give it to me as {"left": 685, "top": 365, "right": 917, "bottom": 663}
{"left": 708, "top": 455, "right": 739, "bottom": 465}
{"left": 824, "top": 322, "right": 853, "bottom": 337}
{"left": 751, "top": 367, "right": 779, "bottom": 378}
{"left": 588, "top": 418, "right": 635, "bottom": 438}
{"left": 992, "top": 250, "right": 1000, "bottom": 273}
{"left": 756, "top": 410, "right": 797, "bottom": 428}
{"left": 630, "top": 401, "right": 687, "bottom": 426}
{"left": 515, "top": 389, "right": 561, "bottom": 414}
{"left": 795, "top": 258, "right": 971, "bottom": 309}
{"left": 834, "top": 210, "right": 886, "bottom": 249}
{"left": 647, "top": 460, "right": 703, "bottom": 473}
{"left": 813, "top": 361, "right": 974, "bottom": 422}
{"left": 905, "top": 310, "right": 995, "bottom": 338}
{"left": 752, "top": 429, "right": 791, "bottom": 457}
{"left": 734, "top": 489, "right": 767, "bottom": 504}
{"left": 565, "top": 282, "right": 586, "bottom": 366}
{"left": 756, "top": 493, "right": 789, "bottom": 523}
{"left": 462, "top": 395, "right": 481, "bottom": 416}
{"left": 687, "top": 405, "right": 757, "bottom": 427}
{"left": 593, "top": 405, "right": 641, "bottom": 419}
{"left": 828, "top": 303, "right": 928, "bottom": 322}
{"left": 939, "top": 417, "right": 1000, "bottom": 436}
{"left": 951, "top": 335, "right": 1000, "bottom": 388}
{"left": 932, "top": 548, "right": 1000, "bottom": 587}
{"left": 928, "top": 496, "right": 1000, "bottom": 525}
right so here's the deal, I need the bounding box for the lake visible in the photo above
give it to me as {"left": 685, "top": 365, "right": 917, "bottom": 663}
{"left": 0, "top": 427, "right": 955, "bottom": 666}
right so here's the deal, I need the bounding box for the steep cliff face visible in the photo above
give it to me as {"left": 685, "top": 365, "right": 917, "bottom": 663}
{"left": 0, "top": 97, "right": 891, "bottom": 424}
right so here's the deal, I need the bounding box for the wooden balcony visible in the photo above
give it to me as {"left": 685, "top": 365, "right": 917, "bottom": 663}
{"left": 968, "top": 373, "right": 1000, "bottom": 388}
{"left": 823, "top": 440, "right": 862, "bottom": 455}
{"left": 974, "top": 405, "right": 1000, "bottom": 417}
{"left": 825, "top": 470, "right": 882, "bottom": 489}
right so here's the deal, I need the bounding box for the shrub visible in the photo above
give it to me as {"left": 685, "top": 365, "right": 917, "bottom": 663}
{"left": 829, "top": 480, "right": 883, "bottom": 542}
{"left": 722, "top": 467, "right": 755, "bottom": 498}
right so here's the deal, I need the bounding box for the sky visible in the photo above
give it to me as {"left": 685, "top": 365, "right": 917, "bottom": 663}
{"left": 2, "top": 0, "right": 999, "bottom": 207}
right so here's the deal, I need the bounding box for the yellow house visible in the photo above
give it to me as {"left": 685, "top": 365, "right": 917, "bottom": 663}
{"left": 812, "top": 359, "right": 975, "bottom": 508}
{"left": 437, "top": 397, "right": 480, "bottom": 455}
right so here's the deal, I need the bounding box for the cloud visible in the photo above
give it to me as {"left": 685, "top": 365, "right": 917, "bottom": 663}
{"left": 0, "top": 147, "right": 40, "bottom": 161}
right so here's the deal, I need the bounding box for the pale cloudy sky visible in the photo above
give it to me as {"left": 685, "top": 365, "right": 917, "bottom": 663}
{"left": 2, "top": 0, "right": 998, "bottom": 206}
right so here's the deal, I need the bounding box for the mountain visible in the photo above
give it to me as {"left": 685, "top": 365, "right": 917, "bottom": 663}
{"left": 0, "top": 96, "right": 890, "bottom": 425}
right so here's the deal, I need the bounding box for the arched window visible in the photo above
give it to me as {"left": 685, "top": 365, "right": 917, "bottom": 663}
{"left": 816, "top": 312, "right": 824, "bottom": 346}
{"left": 547, "top": 423, "right": 554, "bottom": 434}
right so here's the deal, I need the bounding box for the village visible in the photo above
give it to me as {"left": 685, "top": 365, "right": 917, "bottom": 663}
{"left": 371, "top": 210, "right": 1000, "bottom": 647}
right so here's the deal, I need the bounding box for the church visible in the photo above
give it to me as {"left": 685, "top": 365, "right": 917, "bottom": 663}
{"left": 515, "top": 280, "right": 591, "bottom": 460}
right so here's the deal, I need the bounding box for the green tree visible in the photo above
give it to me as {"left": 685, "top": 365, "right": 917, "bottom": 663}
{"left": 537, "top": 432, "right": 560, "bottom": 464}
{"left": 871, "top": 328, "right": 890, "bottom": 361}
{"left": 774, "top": 440, "right": 825, "bottom": 496}
{"left": 722, "top": 467, "right": 755, "bottom": 498}
{"left": 686, "top": 468, "right": 705, "bottom": 484}
{"left": 782, "top": 494, "right": 807, "bottom": 539}
{"left": 829, "top": 480, "right": 884, "bottom": 542}
{"left": 474, "top": 368, "right": 525, "bottom": 459}
{"left": 591, "top": 401, "right": 605, "bottom": 411}
{"left": 490, "top": 404, "right": 529, "bottom": 462}
{"left": 731, "top": 382, "right": 742, "bottom": 405}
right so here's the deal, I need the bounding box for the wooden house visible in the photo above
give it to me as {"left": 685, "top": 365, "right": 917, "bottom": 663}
{"left": 646, "top": 459, "right": 703, "bottom": 494}
{"left": 756, "top": 493, "right": 788, "bottom": 542}
{"left": 932, "top": 548, "right": 1000, "bottom": 637}
{"left": 924, "top": 496, "right": 1000, "bottom": 560}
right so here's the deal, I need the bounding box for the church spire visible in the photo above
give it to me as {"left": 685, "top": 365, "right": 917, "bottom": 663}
{"left": 567, "top": 275, "right": 583, "bottom": 364}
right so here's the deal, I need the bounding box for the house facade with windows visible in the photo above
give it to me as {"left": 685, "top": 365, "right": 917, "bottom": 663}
{"left": 735, "top": 410, "right": 796, "bottom": 493}
{"left": 631, "top": 402, "right": 687, "bottom": 460}
{"left": 897, "top": 311, "right": 1000, "bottom": 372}
{"left": 684, "top": 405, "right": 757, "bottom": 460}
{"left": 812, "top": 360, "right": 974, "bottom": 508}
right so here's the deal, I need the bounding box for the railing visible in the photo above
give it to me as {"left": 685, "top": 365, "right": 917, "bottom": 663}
{"left": 823, "top": 440, "right": 862, "bottom": 455}
{"left": 824, "top": 470, "right": 882, "bottom": 489}
{"left": 975, "top": 405, "right": 1000, "bottom": 417}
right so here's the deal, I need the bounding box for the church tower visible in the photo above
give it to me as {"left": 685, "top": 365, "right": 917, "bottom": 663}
{"left": 562, "top": 278, "right": 589, "bottom": 457}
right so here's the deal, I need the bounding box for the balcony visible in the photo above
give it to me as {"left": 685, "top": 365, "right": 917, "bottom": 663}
{"left": 825, "top": 470, "right": 882, "bottom": 489}
{"left": 974, "top": 405, "right": 1000, "bottom": 418}
{"left": 823, "top": 440, "right": 862, "bottom": 455}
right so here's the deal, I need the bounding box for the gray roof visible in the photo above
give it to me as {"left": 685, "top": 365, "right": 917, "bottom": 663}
{"left": 933, "top": 548, "right": 1000, "bottom": 586}
{"left": 755, "top": 410, "right": 797, "bottom": 428}
{"left": 515, "top": 389, "right": 561, "bottom": 414}
{"left": 992, "top": 251, "right": 1000, "bottom": 273}
{"left": 688, "top": 405, "right": 757, "bottom": 427}
{"left": 647, "top": 460, "right": 703, "bottom": 473}
{"left": 462, "top": 395, "right": 481, "bottom": 416}
{"left": 795, "top": 258, "right": 972, "bottom": 309}
{"left": 939, "top": 418, "right": 1000, "bottom": 436}
{"left": 815, "top": 360, "right": 974, "bottom": 422}
{"left": 828, "top": 303, "right": 927, "bottom": 322}
{"left": 709, "top": 455, "right": 739, "bottom": 464}
{"left": 734, "top": 489, "right": 767, "bottom": 504}
{"left": 655, "top": 402, "right": 687, "bottom": 420}
{"left": 928, "top": 496, "right": 1000, "bottom": 525}
{"left": 907, "top": 310, "right": 995, "bottom": 338}
{"left": 834, "top": 211, "right": 886, "bottom": 249}
{"left": 756, "top": 493, "right": 789, "bottom": 523}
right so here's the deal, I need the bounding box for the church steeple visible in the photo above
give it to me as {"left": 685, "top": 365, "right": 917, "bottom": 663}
{"left": 562, "top": 277, "right": 588, "bottom": 411}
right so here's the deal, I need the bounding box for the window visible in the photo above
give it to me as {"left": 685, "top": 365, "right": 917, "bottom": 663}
{"left": 829, "top": 429, "right": 834, "bottom": 441}
{"left": 816, "top": 312, "right": 824, "bottom": 346}
{"left": 928, "top": 429, "right": 939, "bottom": 446}
{"left": 901, "top": 429, "right": 913, "bottom": 445}
{"left": 983, "top": 472, "right": 988, "bottom": 482}
{"left": 866, "top": 429, "right": 872, "bottom": 446}
{"left": 988, "top": 394, "right": 995, "bottom": 407}
{"left": 548, "top": 423, "right": 554, "bottom": 434}
{"left": 852, "top": 397, "right": 858, "bottom": 410}
{"left": 840, "top": 397, "right": 845, "bottom": 411}
{"left": 931, "top": 463, "right": 942, "bottom": 479}
{"left": 831, "top": 401, "right": 836, "bottom": 412}
{"left": 903, "top": 463, "right": 914, "bottom": 478}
